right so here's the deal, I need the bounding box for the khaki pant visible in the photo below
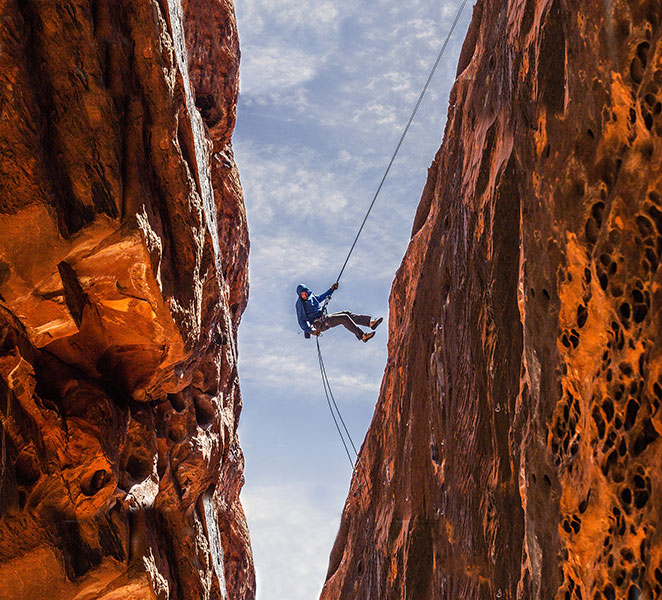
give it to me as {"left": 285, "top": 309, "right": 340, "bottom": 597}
{"left": 314, "top": 311, "right": 371, "bottom": 340}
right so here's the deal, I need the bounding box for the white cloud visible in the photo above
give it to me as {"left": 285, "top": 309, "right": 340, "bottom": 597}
{"left": 240, "top": 46, "right": 319, "bottom": 95}
{"left": 241, "top": 482, "right": 344, "bottom": 600}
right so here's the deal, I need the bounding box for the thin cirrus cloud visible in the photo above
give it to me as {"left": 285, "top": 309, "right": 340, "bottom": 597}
{"left": 240, "top": 46, "right": 320, "bottom": 95}
{"left": 233, "top": 1, "right": 473, "bottom": 599}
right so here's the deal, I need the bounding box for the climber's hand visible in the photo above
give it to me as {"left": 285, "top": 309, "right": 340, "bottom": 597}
{"left": 310, "top": 328, "right": 320, "bottom": 337}
{"left": 331, "top": 282, "right": 339, "bottom": 291}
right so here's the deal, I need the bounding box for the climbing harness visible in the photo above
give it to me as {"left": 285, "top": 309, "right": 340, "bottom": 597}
{"left": 313, "top": 2, "right": 469, "bottom": 594}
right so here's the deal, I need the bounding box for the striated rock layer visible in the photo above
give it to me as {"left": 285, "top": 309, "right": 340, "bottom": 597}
{"left": 0, "top": 0, "right": 253, "bottom": 598}
{"left": 321, "top": 1, "right": 662, "bottom": 598}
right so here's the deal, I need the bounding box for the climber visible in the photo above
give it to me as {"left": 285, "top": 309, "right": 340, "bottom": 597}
{"left": 295, "top": 283, "right": 383, "bottom": 342}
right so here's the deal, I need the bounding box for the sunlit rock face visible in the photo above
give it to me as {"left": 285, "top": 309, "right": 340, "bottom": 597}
{"left": 0, "top": 0, "right": 253, "bottom": 598}
{"left": 320, "top": 1, "right": 662, "bottom": 598}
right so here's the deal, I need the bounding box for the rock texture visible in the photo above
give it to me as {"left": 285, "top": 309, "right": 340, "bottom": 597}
{"left": 320, "top": 1, "right": 662, "bottom": 598}
{"left": 0, "top": 1, "right": 253, "bottom": 598}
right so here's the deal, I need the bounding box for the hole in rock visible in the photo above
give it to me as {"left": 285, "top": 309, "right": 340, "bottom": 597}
{"left": 625, "top": 400, "right": 640, "bottom": 430}
{"left": 638, "top": 42, "right": 650, "bottom": 66}
{"left": 619, "top": 303, "right": 631, "bottom": 321}
{"left": 644, "top": 113, "right": 653, "bottom": 130}
{"left": 81, "top": 469, "right": 109, "bottom": 496}
{"left": 193, "top": 393, "right": 216, "bottom": 429}
{"left": 645, "top": 247, "right": 658, "bottom": 270}
{"left": 634, "top": 489, "right": 649, "bottom": 509}
{"left": 633, "top": 419, "right": 659, "bottom": 455}
{"left": 544, "top": 474, "right": 552, "bottom": 486}
{"left": 592, "top": 407, "right": 606, "bottom": 438}
{"left": 592, "top": 201, "right": 605, "bottom": 226}
{"left": 542, "top": 288, "right": 550, "bottom": 300}
{"left": 577, "top": 305, "right": 588, "bottom": 327}
{"left": 126, "top": 454, "right": 152, "bottom": 482}
{"left": 602, "top": 449, "right": 617, "bottom": 476}
{"left": 621, "top": 487, "right": 632, "bottom": 505}
{"left": 15, "top": 452, "right": 40, "bottom": 486}
{"left": 648, "top": 205, "right": 662, "bottom": 233}
{"left": 628, "top": 584, "right": 641, "bottom": 600}
{"left": 168, "top": 392, "right": 188, "bottom": 412}
{"left": 619, "top": 439, "right": 627, "bottom": 456}
{"left": 603, "top": 399, "right": 614, "bottom": 421}
{"left": 587, "top": 128, "right": 595, "bottom": 138}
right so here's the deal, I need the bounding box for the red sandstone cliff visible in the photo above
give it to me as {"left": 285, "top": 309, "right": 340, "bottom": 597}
{"left": 0, "top": 1, "right": 253, "bottom": 598}
{"left": 321, "top": 1, "right": 662, "bottom": 598}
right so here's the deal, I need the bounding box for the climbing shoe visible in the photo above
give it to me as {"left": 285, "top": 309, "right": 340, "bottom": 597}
{"left": 370, "top": 317, "right": 383, "bottom": 330}
{"left": 362, "top": 331, "right": 376, "bottom": 343}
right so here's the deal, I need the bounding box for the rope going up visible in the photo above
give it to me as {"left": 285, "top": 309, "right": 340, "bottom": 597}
{"left": 333, "top": 0, "right": 470, "bottom": 287}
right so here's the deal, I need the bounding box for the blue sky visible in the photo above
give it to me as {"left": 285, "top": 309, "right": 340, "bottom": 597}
{"left": 233, "top": 1, "right": 472, "bottom": 598}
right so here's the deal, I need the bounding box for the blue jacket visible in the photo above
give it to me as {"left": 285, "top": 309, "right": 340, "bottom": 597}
{"left": 296, "top": 283, "right": 333, "bottom": 338}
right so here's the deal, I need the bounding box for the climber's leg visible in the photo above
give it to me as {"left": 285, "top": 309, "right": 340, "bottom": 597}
{"left": 323, "top": 312, "right": 365, "bottom": 340}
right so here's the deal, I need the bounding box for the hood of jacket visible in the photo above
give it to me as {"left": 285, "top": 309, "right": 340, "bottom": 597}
{"left": 296, "top": 284, "right": 312, "bottom": 296}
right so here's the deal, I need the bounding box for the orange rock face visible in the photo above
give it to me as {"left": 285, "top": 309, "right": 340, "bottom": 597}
{"left": 320, "top": 1, "right": 662, "bottom": 598}
{"left": 0, "top": 1, "right": 253, "bottom": 598}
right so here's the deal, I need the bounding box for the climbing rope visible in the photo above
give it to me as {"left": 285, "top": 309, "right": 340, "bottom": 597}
{"left": 316, "top": 0, "right": 468, "bottom": 467}
{"left": 314, "top": 3, "right": 469, "bottom": 595}
{"left": 316, "top": 336, "right": 371, "bottom": 494}
{"left": 333, "top": 0, "right": 470, "bottom": 286}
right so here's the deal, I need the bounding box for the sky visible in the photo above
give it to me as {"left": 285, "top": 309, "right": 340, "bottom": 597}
{"left": 233, "top": 1, "right": 473, "bottom": 598}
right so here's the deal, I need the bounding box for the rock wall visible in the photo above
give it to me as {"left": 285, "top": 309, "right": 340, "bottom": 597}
{"left": 0, "top": 1, "right": 253, "bottom": 598}
{"left": 320, "top": 1, "right": 662, "bottom": 598}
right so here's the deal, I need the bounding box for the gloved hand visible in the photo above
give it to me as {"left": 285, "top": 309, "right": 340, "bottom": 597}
{"left": 331, "top": 282, "right": 339, "bottom": 291}
{"left": 310, "top": 328, "right": 320, "bottom": 337}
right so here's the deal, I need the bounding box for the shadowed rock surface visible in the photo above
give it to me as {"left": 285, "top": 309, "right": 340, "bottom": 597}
{"left": 320, "top": 1, "right": 662, "bottom": 598}
{"left": 0, "top": 0, "right": 253, "bottom": 598}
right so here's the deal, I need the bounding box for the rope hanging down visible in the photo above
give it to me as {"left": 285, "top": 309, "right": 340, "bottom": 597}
{"left": 333, "top": 0, "right": 470, "bottom": 286}
{"left": 316, "top": 337, "right": 371, "bottom": 493}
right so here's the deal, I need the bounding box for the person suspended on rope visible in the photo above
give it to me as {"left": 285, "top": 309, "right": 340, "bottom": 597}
{"left": 295, "top": 283, "right": 383, "bottom": 343}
